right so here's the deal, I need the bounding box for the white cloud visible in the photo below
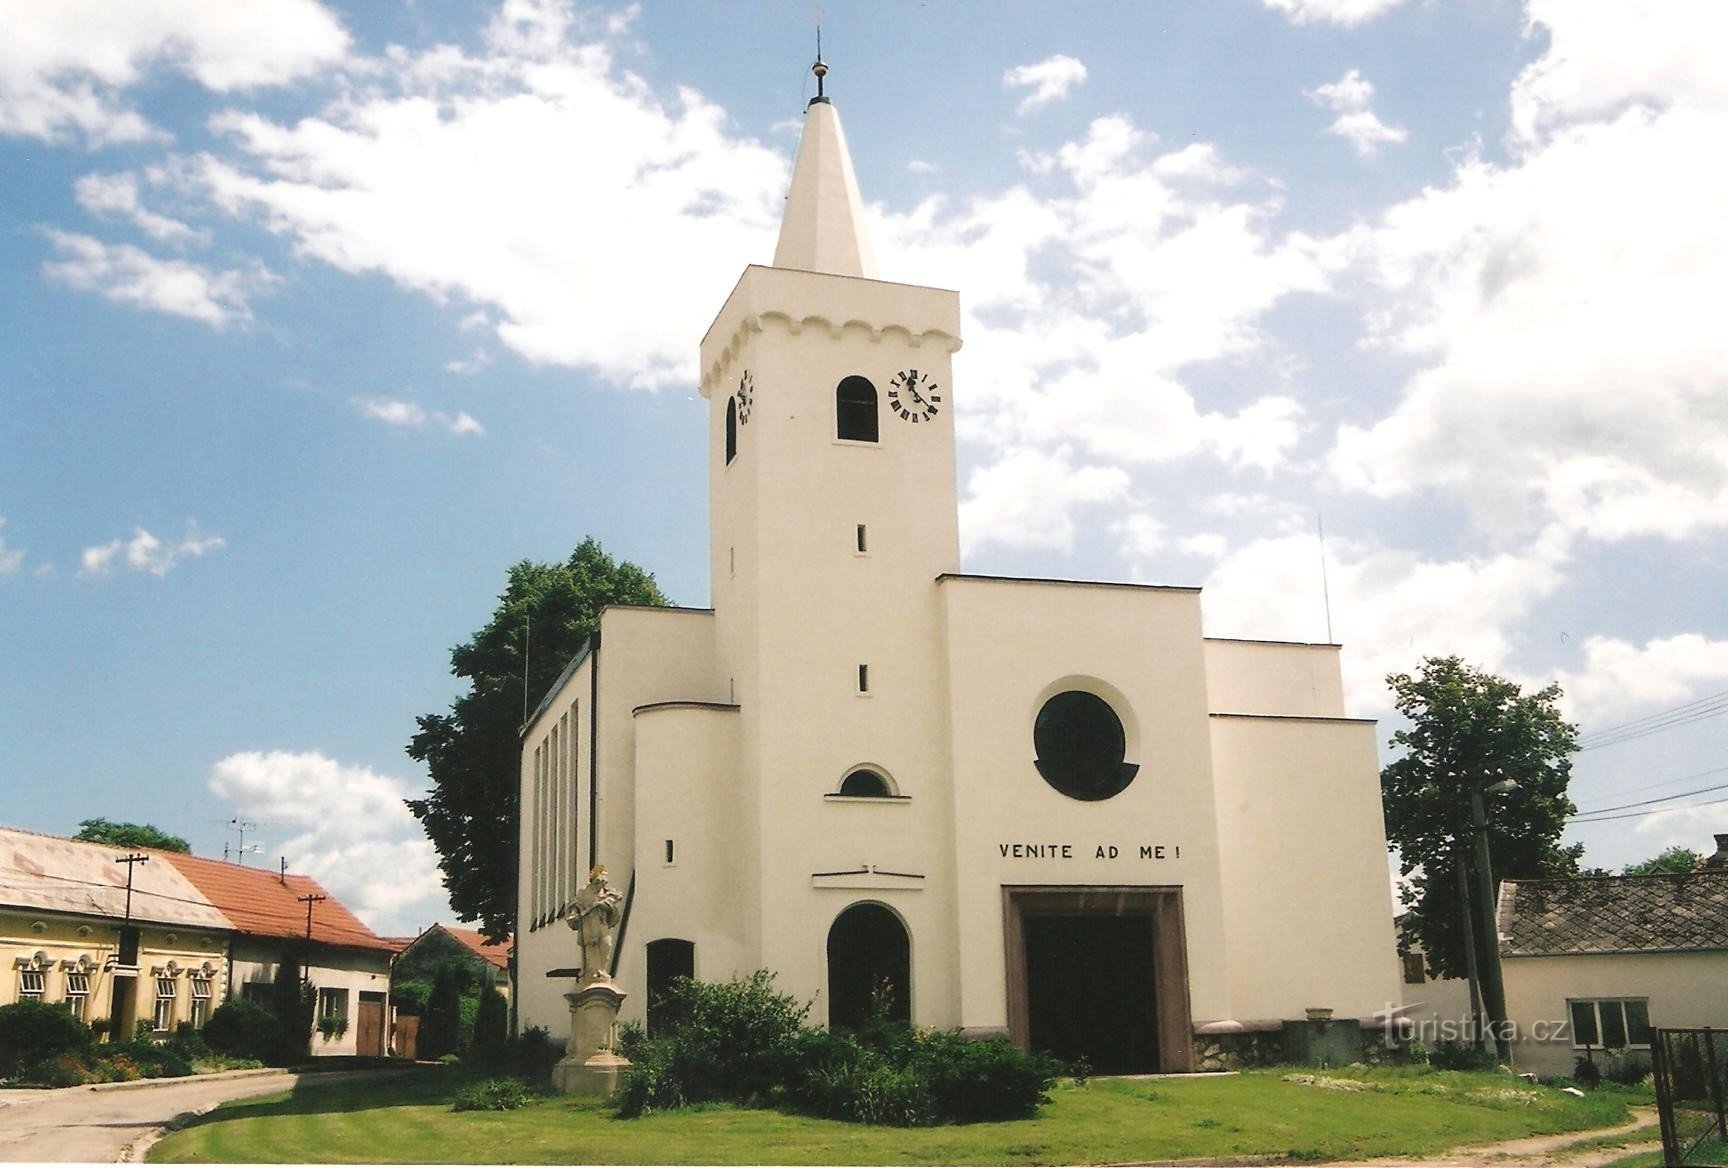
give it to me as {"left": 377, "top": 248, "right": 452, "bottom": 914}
{"left": 1262, "top": 0, "right": 1407, "bottom": 27}
{"left": 41, "top": 230, "right": 270, "bottom": 326}
{"left": 207, "top": 750, "right": 446, "bottom": 934}
{"left": 79, "top": 522, "right": 225, "bottom": 577}
{"left": 1200, "top": 525, "right": 1573, "bottom": 714}
{"left": 1630, "top": 802, "right": 1728, "bottom": 857}
{"left": 880, "top": 113, "right": 1336, "bottom": 482}
{"left": 1510, "top": 0, "right": 1728, "bottom": 147}
{"left": 0, "top": 517, "right": 24, "bottom": 576}
{"left": 959, "top": 447, "right": 1130, "bottom": 555}
{"left": 1307, "top": 69, "right": 1407, "bottom": 156}
{"left": 191, "top": 23, "right": 786, "bottom": 390}
{"left": 1558, "top": 634, "right": 1728, "bottom": 725}
{"left": 0, "top": 0, "right": 349, "bottom": 146}
{"left": 73, "top": 172, "right": 206, "bottom": 245}
{"left": 354, "top": 397, "right": 486, "bottom": 437}
{"left": 905, "top": 159, "right": 936, "bottom": 175}
{"left": 1003, "top": 54, "right": 1088, "bottom": 114}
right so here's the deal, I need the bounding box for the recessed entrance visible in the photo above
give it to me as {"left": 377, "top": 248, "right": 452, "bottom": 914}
{"left": 1004, "top": 886, "right": 1192, "bottom": 1073}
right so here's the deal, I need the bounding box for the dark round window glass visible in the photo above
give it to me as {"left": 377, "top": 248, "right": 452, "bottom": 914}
{"left": 1033, "top": 690, "right": 1138, "bottom": 801}
{"left": 840, "top": 770, "right": 891, "bottom": 797}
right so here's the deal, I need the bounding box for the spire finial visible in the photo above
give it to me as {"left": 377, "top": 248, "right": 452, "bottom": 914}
{"left": 812, "top": 25, "right": 827, "bottom": 101}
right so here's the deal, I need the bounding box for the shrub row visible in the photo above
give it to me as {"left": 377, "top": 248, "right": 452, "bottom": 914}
{"left": 614, "top": 972, "right": 1059, "bottom": 1126}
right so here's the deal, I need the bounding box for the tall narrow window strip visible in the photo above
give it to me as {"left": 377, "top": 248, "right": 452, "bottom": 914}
{"left": 551, "top": 720, "right": 563, "bottom": 915}
{"left": 725, "top": 396, "right": 737, "bottom": 464}
{"left": 836, "top": 376, "right": 879, "bottom": 442}
{"left": 856, "top": 524, "right": 867, "bottom": 553}
{"left": 858, "top": 663, "right": 870, "bottom": 693}
{"left": 567, "top": 700, "right": 580, "bottom": 894}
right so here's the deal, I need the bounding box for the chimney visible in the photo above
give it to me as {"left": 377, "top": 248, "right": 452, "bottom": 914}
{"left": 1703, "top": 834, "right": 1728, "bottom": 870}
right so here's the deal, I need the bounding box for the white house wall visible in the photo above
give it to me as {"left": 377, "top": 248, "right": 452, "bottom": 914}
{"left": 1503, "top": 950, "right": 1728, "bottom": 1077}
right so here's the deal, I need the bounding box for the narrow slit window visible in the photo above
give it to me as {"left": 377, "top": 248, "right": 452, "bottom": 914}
{"left": 725, "top": 397, "right": 738, "bottom": 463}
{"left": 664, "top": 839, "right": 676, "bottom": 864}
{"left": 858, "top": 664, "right": 870, "bottom": 693}
{"left": 856, "top": 524, "right": 868, "bottom": 553}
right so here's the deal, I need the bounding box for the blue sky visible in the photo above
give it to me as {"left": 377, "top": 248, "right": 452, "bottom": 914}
{"left": 4, "top": 0, "right": 1726, "bottom": 934}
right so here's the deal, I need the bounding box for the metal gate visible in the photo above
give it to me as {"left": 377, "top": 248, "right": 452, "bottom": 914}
{"left": 1653, "top": 1027, "right": 1728, "bottom": 1166}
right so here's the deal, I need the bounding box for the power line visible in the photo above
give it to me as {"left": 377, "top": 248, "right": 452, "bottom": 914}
{"left": 1571, "top": 763, "right": 1728, "bottom": 807}
{"left": 1565, "top": 794, "right": 1728, "bottom": 826}
{"left": 1567, "top": 780, "right": 1728, "bottom": 820}
{"left": 1577, "top": 688, "right": 1728, "bottom": 752}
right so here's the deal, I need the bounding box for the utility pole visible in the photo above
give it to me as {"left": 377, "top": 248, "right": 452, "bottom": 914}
{"left": 1473, "top": 782, "right": 1517, "bottom": 1064}
{"left": 1454, "top": 852, "right": 1485, "bottom": 1049}
{"left": 297, "top": 892, "right": 327, "bottom": 974}
{"left": 115, "top": 853, "right": 149, "bottom": 926}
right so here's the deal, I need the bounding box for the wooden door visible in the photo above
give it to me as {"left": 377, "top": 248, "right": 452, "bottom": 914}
{"left": 355, "top": 992, "right": 387, "bottom": 1057}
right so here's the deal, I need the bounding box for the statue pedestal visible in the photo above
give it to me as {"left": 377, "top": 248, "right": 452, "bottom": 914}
{"left": 552, "top": 978, "right": 632, "bottom": 1096}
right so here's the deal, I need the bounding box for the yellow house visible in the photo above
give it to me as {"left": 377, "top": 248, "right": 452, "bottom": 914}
{"left": 2, "top": 827, "right": 229, "bottom": 1039}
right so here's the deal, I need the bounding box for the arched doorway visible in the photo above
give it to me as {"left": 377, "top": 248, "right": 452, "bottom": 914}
{"left": 826, "top": 902, "right": 909, "bottom": 1030}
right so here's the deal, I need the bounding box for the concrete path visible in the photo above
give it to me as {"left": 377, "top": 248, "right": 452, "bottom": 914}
{"left": 0, "top": 1067, "right": 415, "bottom": 1164}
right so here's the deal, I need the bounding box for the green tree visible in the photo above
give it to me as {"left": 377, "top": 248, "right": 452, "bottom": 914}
{"left": 419, "top": 966, "right": 465, "bottom": 1061}
{"left": 406, "top": 538, "right": 668, "bottom": 941}
{"left": 1622, "top": 845, "right": 1702, "bottom": 875}
{"left": 269, "top": 956, "right": 314, "bottom": 1064}
{"left": 1382, "top": 656, "right": 1581, "bottom": 989}
{"left": 73, "top": 818, "right": 190, "bottom": 853}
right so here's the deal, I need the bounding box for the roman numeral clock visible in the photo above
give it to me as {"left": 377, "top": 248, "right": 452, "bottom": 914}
{"left": 888, "top": 368, "right": 940, "bottom": 422}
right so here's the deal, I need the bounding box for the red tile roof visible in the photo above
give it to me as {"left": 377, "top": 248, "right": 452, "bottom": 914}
{"left": 162, "top": 851, "right": 392, "bottom": 952}
{"left": 442, "top": 925, "right": 512, "bottom": 971}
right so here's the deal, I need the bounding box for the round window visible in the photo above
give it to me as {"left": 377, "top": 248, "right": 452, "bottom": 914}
{"left": 1032, "top": 690, "right": 1138, "bottom": 801}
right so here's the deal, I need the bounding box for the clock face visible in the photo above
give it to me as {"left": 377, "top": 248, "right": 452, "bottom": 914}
{"left": 887, "top": 369, "right": 940, "bottom": 422}
{"left": 735, "top": 371, "right": 753, "bottom": 424}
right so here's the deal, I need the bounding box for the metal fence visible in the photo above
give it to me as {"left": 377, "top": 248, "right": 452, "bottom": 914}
{"left": 1653, "top": 1027, "right": 1728, "bottom": 1166}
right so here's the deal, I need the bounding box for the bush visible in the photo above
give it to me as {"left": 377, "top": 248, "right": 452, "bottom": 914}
{"left": 203, "top": 1000, "right": 290, "bottom": 1065}
{"left": 391, "top": 979, "right": 432, "bottom": 1018}
{"left": 451, "top": 1077, "right": 533, "bottom": 1112}
{"left": 1602, "top": 1048, "right": 1650, "bottom": 1086}
{"left": 1573, "top": 1054, "right": 1603, "bottom": 1088}
{"left": 912, "top": 1029, "right": 1057, "bottom": 1123}
{"left": 506, "top": 1026, "right": 562, "bottom": 1086}
{"left": 471, "top": 988, "right": 509, "bottom": 1069}
{"left": 1429, "top": 1040, "right": 1499, "bottom": 1071}
{"left": 419, "top": 968, "right": 465, "bottom": 1061}
{"left": 0, "top": 999, "right": 96, "bottom": 1078}
{"left": 27, "top": 1051, "right": 97, "bottom": 1087}
{"left": 112, "top": 1039, "right": 193, "bottom": 1079}
{"left": 615, "top": 971, "right": 1057, "bottom": 1126}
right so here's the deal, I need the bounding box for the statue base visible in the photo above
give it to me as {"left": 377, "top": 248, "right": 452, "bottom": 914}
{"left": 553, "top": 978, "right": 631, "bottom": 1097}
{"left": 552, "top": 1049, "right": 631, "bottom": 1096}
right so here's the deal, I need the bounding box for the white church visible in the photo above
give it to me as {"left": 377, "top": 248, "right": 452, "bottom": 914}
{"left": 515, "top": 67, "right": 1401, "bottom": 1074}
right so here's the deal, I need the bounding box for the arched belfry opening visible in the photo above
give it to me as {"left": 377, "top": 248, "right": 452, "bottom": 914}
{"left": 725, "top": 396, "right": 738, "bottom": 464}
{"left": 826, "top": 902, "right": 909, "bottom": 1029}
{"left": 835, "top": 376, "right": 878, "bottom": 443}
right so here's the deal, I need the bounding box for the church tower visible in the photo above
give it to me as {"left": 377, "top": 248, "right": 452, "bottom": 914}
{"left": 697, "top": 58, "right": 964, "bottom": 1020}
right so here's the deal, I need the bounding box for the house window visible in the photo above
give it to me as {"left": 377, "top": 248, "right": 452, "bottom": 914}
{"left": 1400, "top": 952, "right": 1425, "bottom": 985}
{"left": 1569, "top": 998, "right": 1653, "bottom": 1048}
{"left": 64, "top": 972, "right": 90, "bottom": 1020}
{"left": 190, "top": 978, "right": 213, "bottom": 1029}
{"left": 836, "top": 376, "right": 878, "bottom": 442}
{"left": 18, "top": 970, "right": 45, "bottom": 1002}
{"left": 857, "top": 664, "right": 870, "bottom": 693}
{"left": 855, "top": 524, "right": 868, "bottom": 553}
{"left": 664, "top": 839, "right": 676, "bottom": 865}
{"left": 725, "top": 396, "right": 738, "bottom": 464}
{"left": 154, "top": 977, "right": 178, "bottom": 1032}
{"left": 319, "top": 987, "right": 348, "bottom": 1023}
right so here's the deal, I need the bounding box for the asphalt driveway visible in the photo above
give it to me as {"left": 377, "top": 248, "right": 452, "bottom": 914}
{"left": 0, "top": 1067, "right": 415, "bottom": 1163}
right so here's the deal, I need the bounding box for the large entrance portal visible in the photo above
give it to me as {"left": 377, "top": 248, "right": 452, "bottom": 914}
{"left": 1004, "top": 886, "right": 1192, "bottom": 1074}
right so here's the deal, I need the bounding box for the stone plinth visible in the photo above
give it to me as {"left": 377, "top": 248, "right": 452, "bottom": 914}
{"left": 551, "top": 978, "right": 632, "bottom": 1096}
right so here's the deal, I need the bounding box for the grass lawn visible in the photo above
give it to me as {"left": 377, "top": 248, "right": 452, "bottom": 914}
{"left": 149, "top": 1065, "right": 1651, "bottom": 1165}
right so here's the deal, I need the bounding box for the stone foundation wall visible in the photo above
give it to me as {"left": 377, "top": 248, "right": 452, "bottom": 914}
{"left": 1194, "top": 1017, "right": 1403, "bottom": 1071}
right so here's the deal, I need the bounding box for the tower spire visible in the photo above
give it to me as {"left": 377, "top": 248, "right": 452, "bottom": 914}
{"left": 772, "top": 50, "right": 879, "bottom": 278}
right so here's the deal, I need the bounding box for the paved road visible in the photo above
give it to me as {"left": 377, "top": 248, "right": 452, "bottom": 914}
{"left": 0, "top": 1068, "right": 411, "bottom": 1163}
